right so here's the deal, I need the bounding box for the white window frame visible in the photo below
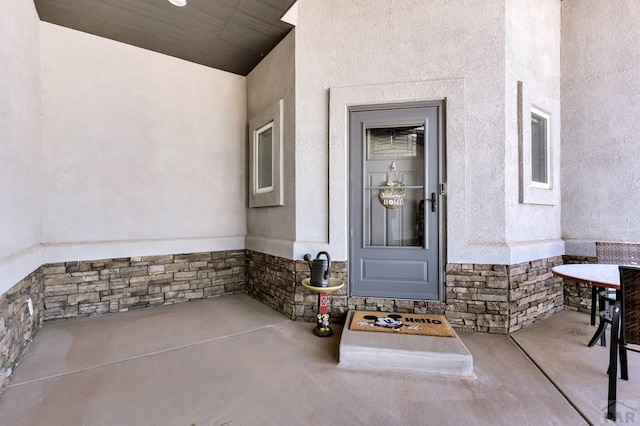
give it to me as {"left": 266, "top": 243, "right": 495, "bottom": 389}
{"left": 253, "top": 121, "right": 274, "bottom": 195}
{"left": 530, "top": 107, "right": 551, "bottom": 189}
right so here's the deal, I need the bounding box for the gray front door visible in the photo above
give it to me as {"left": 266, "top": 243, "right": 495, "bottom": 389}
{"left": 350, "top": 105, "right": 442, "bottom": 300}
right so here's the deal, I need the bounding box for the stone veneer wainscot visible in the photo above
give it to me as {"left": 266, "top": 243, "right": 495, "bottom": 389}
{"left": 0, "top": 269, "right": 44, "bottom": 391}
{"left": 247, "top": 250, "right": 564, "bottom": 334}
{"left": 2, "top": 249, "right": 567, "bottom": 395}
{"left": 446, "top": 257, "right": 564, "bottom": 333}
{"left": 0, "top": 250, "right": 245, "bottom": 394}
{"left": 43, "top": 251, "right": 245, "bottom": 320}
{"left": 245, "top": 250, "right": 348, "bottom": 321}
{"left": 561, "top": 254, "right": 597, "bottom": 314}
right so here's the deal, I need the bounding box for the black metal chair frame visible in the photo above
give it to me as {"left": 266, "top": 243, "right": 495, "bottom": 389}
{"left": 593, "top": 242, "right": 640, "bottom": 347}
{"left": 606, "top": 265, "right": 640, "bottom": 421}
{"left": 588, "top": 290, "right": 616, "bottom": 348}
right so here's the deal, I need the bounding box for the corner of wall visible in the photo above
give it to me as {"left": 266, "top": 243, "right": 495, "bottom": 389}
{"left": 0, "top": 267, "right": 44, "bottom": 394}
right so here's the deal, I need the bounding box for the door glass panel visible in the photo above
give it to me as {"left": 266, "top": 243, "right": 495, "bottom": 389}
{"left": 367, "top": 127, "right": 421, "bottom": 159}
{"left": 364, "top": 125, "right": 424, "bottom": 248}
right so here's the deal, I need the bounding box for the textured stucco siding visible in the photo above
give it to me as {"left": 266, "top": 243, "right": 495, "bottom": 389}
{"left": 40, "top": 23, "right": 247, "bottom": 262}
{"left": 504, "top": 0, "right": 562, "bottom": 246}
{"left": 561, "top": 0, "right": 640, "bottom": 254}
{"left": 294, "top": 0, "right": 561, "bottom": 264}
{"left": 0, "top": 1, "right": 43, "bottom": 294}
{"left": 246, "top": 32, "right": 297, "bottom": 258}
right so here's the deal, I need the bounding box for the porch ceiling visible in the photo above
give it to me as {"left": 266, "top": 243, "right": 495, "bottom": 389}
{"left": 32, "top": 0, "right": 296, "bottom": 76}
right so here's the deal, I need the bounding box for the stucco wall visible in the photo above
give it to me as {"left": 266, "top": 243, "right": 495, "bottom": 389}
{"left": 561, "top": 0, "right": 640, "bottom": 256}
{"left": 0, "top": 2, "right": 43, "bottom": 294}
{"left": 40, "top": 23, "right": 247, "bottom": 263}
{"left": 294, "top": 0, "right": 561, "bottom": 264}
{"left": 504, "top": 0, "right": 563, "bottom": 256}
{"left": 246, "top": 31, "right": 296, "bottom": 258}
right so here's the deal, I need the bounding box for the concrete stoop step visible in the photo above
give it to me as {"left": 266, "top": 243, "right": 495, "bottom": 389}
{"left": 338, "top": 311, "right": 474, "bottom": 377}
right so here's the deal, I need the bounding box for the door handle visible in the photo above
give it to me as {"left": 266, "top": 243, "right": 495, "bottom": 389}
{"left": 426, "top": 192, "right": 436, "bottom": 212}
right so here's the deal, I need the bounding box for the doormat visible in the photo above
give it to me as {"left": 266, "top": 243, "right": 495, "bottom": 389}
{"left": 350, "top": 311, "right": 456, "bottom": 337}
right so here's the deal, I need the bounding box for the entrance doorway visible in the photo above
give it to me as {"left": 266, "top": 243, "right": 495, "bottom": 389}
{"left": 349, "top": 105, "right": 443, "bottom": 300}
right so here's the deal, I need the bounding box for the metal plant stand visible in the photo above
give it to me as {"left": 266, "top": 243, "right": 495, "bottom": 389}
{"left": 301, "top": 278, "right": 344, "bottom": 337}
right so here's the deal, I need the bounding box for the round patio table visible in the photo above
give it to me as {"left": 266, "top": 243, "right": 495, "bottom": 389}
{"left": 552, "top": 264, "right": 620, "bottom": 347}
{"left": 551, "top": 264, "right": 620, "bottom": 289}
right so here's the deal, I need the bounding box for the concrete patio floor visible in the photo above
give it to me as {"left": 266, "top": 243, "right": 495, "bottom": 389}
{"left": 0, "top": 294, "right": 637, "bottom": 425}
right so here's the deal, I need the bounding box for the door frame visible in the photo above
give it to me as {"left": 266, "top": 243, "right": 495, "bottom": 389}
{"left": 348, "top": 101, "right": 447, "bottom": 301}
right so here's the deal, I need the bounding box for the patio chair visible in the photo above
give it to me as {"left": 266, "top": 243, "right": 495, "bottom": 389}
{"left": 592, "top": 242, "right": 640, "bottom": 345}
{"left": 606, "top": 265, "right": 640, "bottom": 421}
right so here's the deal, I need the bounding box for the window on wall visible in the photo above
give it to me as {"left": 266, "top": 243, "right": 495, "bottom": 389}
{"left": 517, "top": 81, "right": 557, "bottom": 205}
{"left": 254, "top": 122, "right": 274, "bottom": 194}
{"left": 530, "top": 107, "right": 550, "bottom": 188}
{"left": 248, "top": 99, "right": 283, "bottom": 207}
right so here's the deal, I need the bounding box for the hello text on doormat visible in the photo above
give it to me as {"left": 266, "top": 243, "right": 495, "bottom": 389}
{"left": 350, "top": 311, "right": 456, "bottom": 337}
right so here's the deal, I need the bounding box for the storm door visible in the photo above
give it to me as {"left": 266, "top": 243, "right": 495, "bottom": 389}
{"left": 350, "top": 106, "right": 442, "bottom": 299}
